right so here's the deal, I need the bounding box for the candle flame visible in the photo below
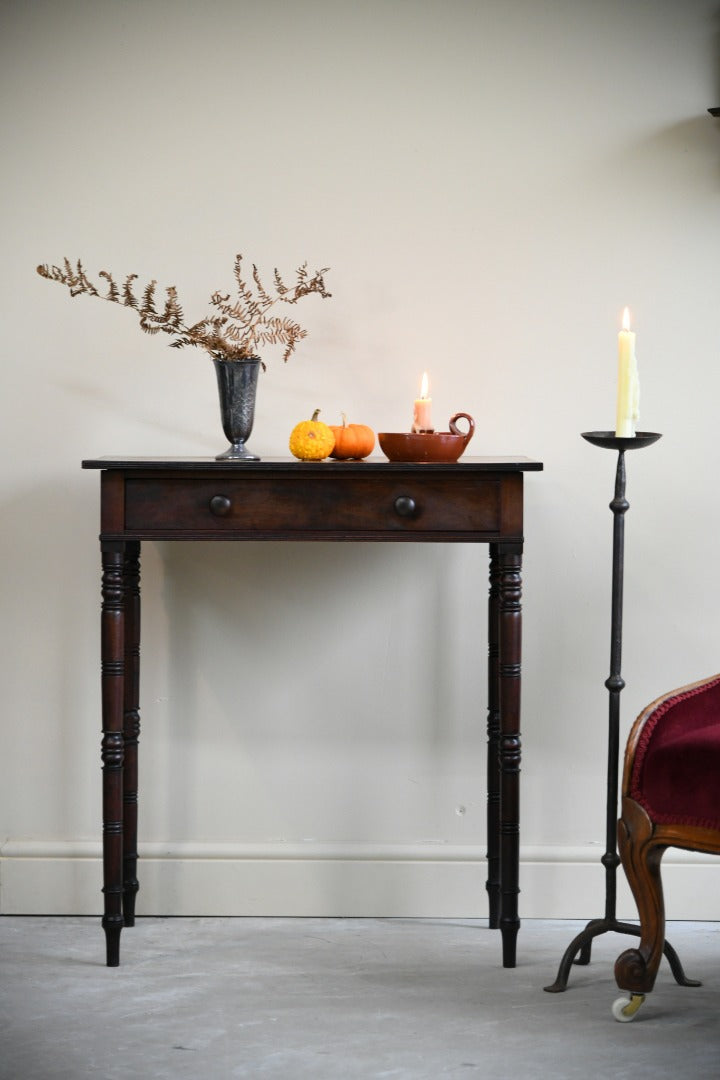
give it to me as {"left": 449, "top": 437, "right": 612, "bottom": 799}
{"left": 622, "top": 306, "right": 631, "bottom": 332}
{"left": 420, "top": 372, "right": 429, "bottom": 399}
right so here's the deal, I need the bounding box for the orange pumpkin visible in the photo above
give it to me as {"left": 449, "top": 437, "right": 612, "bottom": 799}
{"left": 329, "top": 414, "right": 376, "bottom": 459}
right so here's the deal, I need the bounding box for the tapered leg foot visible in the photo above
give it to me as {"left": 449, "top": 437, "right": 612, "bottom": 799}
{"left": 501, "top": 920, "right": 519, "bottom": 967}
{"left": 103, "top": 915, "right": 123, "bottom": 967}
{"left": 123, "top": 880, "right": 139, "bottom": 928}
{"left": 486, "top": 884, "right": 500, "bottom": 930}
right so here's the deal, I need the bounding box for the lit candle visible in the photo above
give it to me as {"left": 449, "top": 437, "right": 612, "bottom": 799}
{"left": 412, "top": 372, "right": 433, "bottom": 432}
{"left": 615, "top": 307, "right": 639, "bottom": 438}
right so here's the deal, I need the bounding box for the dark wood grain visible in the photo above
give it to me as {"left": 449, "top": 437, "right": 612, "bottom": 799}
{"left": 87, "top": 454, "right": 542, "bottom": 967}
{"left": 123, "top": 474, "right": 503, "bottom": 537}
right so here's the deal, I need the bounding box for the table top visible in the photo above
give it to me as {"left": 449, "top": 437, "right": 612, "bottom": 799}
{"left": 82, "top": 455, "right": 544, "bottom": 473}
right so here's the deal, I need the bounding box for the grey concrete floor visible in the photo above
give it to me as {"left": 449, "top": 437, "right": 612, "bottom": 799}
{"left": 1, "top": 917, "right": 718, "bottom": 1079}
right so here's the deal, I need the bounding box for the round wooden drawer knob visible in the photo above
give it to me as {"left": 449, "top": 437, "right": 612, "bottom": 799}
{"left": 209, "top": 495, "right": 232, "bottom": 517}
{"left": 393, "top": 495, "right": 417, "bottom": 518}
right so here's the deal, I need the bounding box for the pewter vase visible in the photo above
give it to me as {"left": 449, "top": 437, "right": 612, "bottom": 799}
{"left": 213, "top": 356, "right": 261, "bottom": 461}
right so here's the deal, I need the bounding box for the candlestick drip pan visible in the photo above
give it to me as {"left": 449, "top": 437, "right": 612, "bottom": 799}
{"left": 581, "top": 431, "right": 662, "bottom": 451}
{"left": 379, "top": 413, "right": 475, "bottom": 462}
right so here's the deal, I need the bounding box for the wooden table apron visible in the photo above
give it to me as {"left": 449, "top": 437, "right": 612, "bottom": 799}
{"left": 82, "top": 456, "right": 543, "bottom": 968}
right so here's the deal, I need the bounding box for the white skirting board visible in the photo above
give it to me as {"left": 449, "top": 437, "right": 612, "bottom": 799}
{"left": 2, "top": 841, "right": 719, "bottom": 919}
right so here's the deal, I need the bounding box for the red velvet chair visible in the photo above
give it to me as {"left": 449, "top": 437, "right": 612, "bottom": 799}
{"left": 613, "top": 673, "right": 720, "bottom": 1020}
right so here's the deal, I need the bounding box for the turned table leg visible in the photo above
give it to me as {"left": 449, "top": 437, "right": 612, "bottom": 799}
{"left": 101, "top": 543, "right": 126, "bottom": 966}
{"left": 122, "top": 542, "right": 141, "bottom": 927}
{"left": 497, "top": 544, "right": 523, "bottom": 968}
{"left": 486, "top": 549, "right": 501, "bottom": 929}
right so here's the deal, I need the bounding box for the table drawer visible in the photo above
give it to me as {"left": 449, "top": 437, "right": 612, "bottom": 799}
{"left": 123, "top": 474, "right": 503, "bottom": 536}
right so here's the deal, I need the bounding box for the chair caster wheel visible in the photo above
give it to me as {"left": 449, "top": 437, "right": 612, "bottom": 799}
{"left": 612, "top": 993, "right": 645, "bottom": 1022}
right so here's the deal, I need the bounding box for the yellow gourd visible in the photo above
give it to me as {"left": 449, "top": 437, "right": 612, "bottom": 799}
{"left": 289, "top": 409, "right": 335, "bottom": 460}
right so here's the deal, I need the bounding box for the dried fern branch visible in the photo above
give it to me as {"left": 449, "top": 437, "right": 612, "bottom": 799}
{"left": 36, "top": 253, "right": 331, "bottom": 364}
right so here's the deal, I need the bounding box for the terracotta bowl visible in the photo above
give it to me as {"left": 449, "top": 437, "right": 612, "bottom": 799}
{"left": 378, "top": 413, "right": 475, "bottom": 462}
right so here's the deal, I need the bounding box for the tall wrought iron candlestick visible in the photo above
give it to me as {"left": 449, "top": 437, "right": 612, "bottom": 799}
{"left": 545, "top": 431, "right": 697, "bottom": 993}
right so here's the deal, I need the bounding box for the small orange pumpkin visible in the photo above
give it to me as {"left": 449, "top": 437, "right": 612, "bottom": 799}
{"left": 329, "top": 414, "right": 376, "bottom": 460}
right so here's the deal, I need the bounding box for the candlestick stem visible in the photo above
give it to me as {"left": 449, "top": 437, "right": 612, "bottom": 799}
{"left": 602, "top": 449, "right": 627, "bottom": 923}
{"left": 544, "top": 431, "right": 696, "bottom": 993}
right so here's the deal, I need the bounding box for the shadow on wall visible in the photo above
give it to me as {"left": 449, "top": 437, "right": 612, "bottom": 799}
{"left": 594, "top": 116, "right": 720, "bottom": 190}
{"left": 714, "top": 4, "right": 720, "bottom": 110}
{"left": 146, "top": 540, "right": 485, "bottom": 846}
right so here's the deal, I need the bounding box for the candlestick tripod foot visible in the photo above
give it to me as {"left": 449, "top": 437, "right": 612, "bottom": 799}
{"left": 543, "top": 918, "right": 697, "bottom": 993}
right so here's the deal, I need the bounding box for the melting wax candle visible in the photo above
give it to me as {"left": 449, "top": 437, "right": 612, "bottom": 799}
{"left": 412, "top": 372, "right": 433, "bottom": 432}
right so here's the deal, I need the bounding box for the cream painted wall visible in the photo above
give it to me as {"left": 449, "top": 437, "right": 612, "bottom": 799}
{"left": 2, "top": 0, "right": 720, "bottom": 922}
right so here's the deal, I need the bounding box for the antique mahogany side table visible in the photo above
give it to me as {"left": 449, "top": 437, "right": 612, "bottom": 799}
{"left": 82, "top": 455, "right": 542, "bottom": 967}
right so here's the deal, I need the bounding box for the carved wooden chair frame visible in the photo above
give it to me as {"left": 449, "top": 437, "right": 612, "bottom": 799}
{"left": 613, "top": 674, "right": 720, "bottom": 1019}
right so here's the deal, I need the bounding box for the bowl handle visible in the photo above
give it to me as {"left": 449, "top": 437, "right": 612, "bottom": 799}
{"left": 449, "top": 412, "right": 475, "bottom": 447}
